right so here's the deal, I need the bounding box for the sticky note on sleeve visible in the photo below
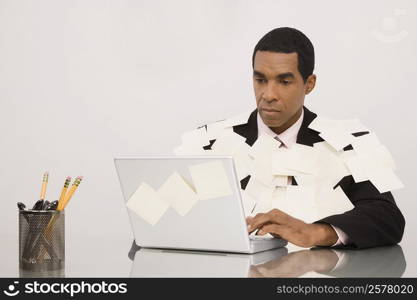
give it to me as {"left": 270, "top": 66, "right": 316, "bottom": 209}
{"left": 188, "top": 160, "right": 233, "bottom": 200}
{"left": 126, "top": 182, "right": 169, "bottom": 226}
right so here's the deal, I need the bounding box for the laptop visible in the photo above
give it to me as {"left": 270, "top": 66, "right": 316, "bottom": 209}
{"left": 114, "top": 156, "right": 287, "bottom": 254}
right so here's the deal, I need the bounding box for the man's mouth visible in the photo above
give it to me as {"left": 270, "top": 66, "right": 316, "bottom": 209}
{"left": 261, "top": 108, "right": 280, "bottom": 113}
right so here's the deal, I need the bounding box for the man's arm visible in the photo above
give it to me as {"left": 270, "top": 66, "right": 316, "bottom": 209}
{"left": 313, "top": 175, "right": 405, "bottom": 249}
{"left": 246, "top": 175, "right": 405, "bottom": 249}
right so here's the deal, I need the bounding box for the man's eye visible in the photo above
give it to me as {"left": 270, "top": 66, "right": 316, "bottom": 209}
{"left": 255, "top": 78, "right": 266, "bottom": 83}
{"left": 281, "top": 80, "right": 291, "bottom": 85}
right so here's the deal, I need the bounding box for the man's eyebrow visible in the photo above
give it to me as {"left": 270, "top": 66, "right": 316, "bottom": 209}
{"left": 253, "top": 70, "right": 265, "bottom": 77}
{"left": 276, "top": 72, "right": 295, "bottom": 80}
{"left": 253, "top": 71, "right": 295, "bottom": 79}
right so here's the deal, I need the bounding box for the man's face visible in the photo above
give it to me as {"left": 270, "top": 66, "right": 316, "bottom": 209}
{"left": 253, "top": 51, "right": 316, "bottom": 133}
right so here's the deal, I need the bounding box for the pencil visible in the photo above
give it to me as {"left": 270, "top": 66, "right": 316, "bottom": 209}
{"left": 57, "top": 176, "right": 83, "bottom": 211}
{"left": 57, "top": 176, "right": 71, "bottom": 209}
{"left": 39, "top": 171, "right": 49, "bottom": 200}
{"left": 37, "top": 176, "right": 83, "bottom": 260}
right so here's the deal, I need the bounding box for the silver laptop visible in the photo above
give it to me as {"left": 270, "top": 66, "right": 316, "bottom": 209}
{"left": 114, "top": 156, "right": 287, "bottom": 254}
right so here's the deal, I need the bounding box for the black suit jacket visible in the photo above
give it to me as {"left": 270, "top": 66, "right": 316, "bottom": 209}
{"left": 204, "top": 106, "right": 405, "bottom": 249}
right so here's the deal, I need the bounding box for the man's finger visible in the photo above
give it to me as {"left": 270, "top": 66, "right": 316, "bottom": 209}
{"left": 246, "top": 216, "right": 254, "bottom": 224}
{"left": 248, "top": 210, "right": 288, "bottom": 232}
{"left": 258, "top": 224, "right": 287, "bottom": 237}
{"left": 269, "top": 208, "right": 292, "bottom": 221}
{"left": 247, "top": 213, "right": 272, "bottom": 233}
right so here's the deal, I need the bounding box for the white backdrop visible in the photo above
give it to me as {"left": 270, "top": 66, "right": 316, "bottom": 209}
{"left": 1, "top": 0, "right": 416, "bottom": 275}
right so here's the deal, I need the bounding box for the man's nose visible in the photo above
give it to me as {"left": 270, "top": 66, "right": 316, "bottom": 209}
{"left": 263, "top": 82, "right": 279, "bottom": 102}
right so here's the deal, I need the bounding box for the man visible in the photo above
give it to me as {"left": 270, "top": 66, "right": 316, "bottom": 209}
{"left": 202, "top": 27, "right": 405, "bottom": 249}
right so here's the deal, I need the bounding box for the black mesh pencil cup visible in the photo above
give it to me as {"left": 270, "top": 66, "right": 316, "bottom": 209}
{"left": 19, "top": 209, "right": 65, "bottom": 271}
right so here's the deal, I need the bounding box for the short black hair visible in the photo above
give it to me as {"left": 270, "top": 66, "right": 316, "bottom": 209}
{"left": 252, "top": 27, "right": 315, "bottom": 82}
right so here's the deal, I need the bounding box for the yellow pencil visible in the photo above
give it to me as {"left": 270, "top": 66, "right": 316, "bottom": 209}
{"left": 39, "top": 171, "right": 49, "bottom": 200}
{"left": 57, "top": 176, "right": 71, "bottom": 208}
{"left": 58, "top": 176, "right": 83, "bottom": 211}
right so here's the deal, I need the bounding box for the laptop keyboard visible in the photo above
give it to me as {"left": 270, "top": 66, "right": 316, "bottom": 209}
{"left": 249, "top": 235, "right": 274, "bottom": 241}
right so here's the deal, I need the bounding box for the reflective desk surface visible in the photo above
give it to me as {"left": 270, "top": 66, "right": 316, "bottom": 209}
{"left": 0, "top": 231, "right": 408, "bottom": 278}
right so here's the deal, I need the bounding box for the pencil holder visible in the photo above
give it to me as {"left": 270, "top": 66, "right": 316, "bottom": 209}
{"left": 19, "top": 209, "right": 65, "bottom": 271}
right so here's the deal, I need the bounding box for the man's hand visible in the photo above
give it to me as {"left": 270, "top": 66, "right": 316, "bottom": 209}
{"left": 246, "top": 209, "right": 338, "bottom": 248}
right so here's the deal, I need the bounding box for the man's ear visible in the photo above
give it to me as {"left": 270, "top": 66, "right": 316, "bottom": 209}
{"left": 305, "top": 74, "right": 316, "bottom": 95}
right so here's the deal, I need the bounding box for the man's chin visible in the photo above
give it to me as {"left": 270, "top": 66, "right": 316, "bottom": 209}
{"left": 262, "top": 118, "right": 285, "bottom": 128}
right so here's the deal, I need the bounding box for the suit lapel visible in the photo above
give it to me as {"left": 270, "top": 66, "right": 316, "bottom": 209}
{"left": 233, "top": 109, "right": 258, "bottom": 146}
{"left": 296, "top": 106, "right": 324, "bottom": 146}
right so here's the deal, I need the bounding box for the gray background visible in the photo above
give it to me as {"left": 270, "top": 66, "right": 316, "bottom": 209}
{"left": 0, "top": 0, "right": 416, "bottom": 276}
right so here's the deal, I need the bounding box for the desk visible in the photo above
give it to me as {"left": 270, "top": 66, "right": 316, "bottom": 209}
{"left": 0, "top": 231, "right": 406, "bottom": 278}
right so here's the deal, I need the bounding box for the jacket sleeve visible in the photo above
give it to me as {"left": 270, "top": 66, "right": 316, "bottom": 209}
{"left": 314, "top": 175, "right": 405, "bottom": 249}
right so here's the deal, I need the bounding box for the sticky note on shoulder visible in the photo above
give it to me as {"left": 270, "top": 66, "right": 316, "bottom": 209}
{"left": 158, "top": 172, "right": 198, "bottom": 216}
{"left": 126, "top": 182, "right": 169, "bottom": 226}
{"left": 188, "top": 160, "right": 233, "bottom": 200}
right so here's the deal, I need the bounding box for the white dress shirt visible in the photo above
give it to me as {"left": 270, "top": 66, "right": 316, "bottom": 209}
{"left": 256, "top": 109, "right": 348, "bottom": 247}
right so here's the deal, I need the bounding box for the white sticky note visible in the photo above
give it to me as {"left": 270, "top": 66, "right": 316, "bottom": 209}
{"left": 251, "top": 188, "right": 274, "bottom": 215}
{"left": 244, "top": 177, "right": 272, "bottom": 200}
{"left": 343, "top": 150, "right": 397, "bottom": 184}
{"left": 232, "top": 143, "right": 254, "bottom": 180}
{"left": 211, "top": 130, "right": 246, "bottom": 155}
{"left": 273, "top": 175, "right": 289, "bottom": 187}
{"left": 280, "top": 143, "right": 319, "bottom": 174}
{"left": 271, "top": 187, "right": 287, "bottom": 209}
{"left": 315, "top": 186, "right": 354, "bottom": 220}
{"left": 271, "top": 150, "right": 303, "bottom": 176}
{"left": 157, "top": 172, "right": 199, "bottom": 216}
{"left": 248, "top": 134, "right": 281, "bottom": 159}
{"left": 314, "top": 141, "right": 351, "bottom": 185}
{"left": 292, "top": 143, "right": 320, "bottom": 174}
{"left": 294, "top": 174, "right": 316, "bottom": 186}
{"left": 188, "top": 160, "right": 233, "bottom": 200}
{"left": 206, "top": 120, "right": 228, "bottom": 140}
{"left": 367, "top": 168, "right": 404, "bottom": 193}
{"left": 181, "top": 128, "right": 211, "bottom": 148}
{"left": 319, "top": 129, "right": 354, "bottom": 151}
{"left": 351, "top": 132, "right": 380, "bottom": 154}
{"left": 309, "top": 117, "right": 368, "bottom": 134}
{"left": 252, "top": 155, "right": 276, "bottom": 186}
{"left": 241, "top": 191, "right": 257, "bottom": 217}
{"left": 281, "top": 185, "right": 318, "bottom": 223}
{"left": 343, "top": 154, "right": 369, "bottom": 183}
{"left": 126, "top": 182, "right": 169, "bottom": 226}
{"left": 376, "top": 145, "right": 396, "bottom": 170}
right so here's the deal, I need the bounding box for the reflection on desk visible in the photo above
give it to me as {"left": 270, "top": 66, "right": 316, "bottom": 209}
{"left": 128, "top": 241, "right": 405, "bottom": 278}
{"left": 130, "top": 245, "right": 288, "bottom": 277}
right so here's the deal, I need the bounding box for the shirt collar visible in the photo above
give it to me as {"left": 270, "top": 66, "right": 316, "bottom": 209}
{"left": 257, "top": 109, "right": 304, "bottom": 148}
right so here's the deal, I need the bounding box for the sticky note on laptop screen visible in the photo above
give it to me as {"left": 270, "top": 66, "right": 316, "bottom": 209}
{"left": 188, "top": 160, "right": 233, "bottom": 200}
{"left": 158, "top": 172, "right": 198, "bottom": 216}
{"left": 126, "top": 182, "right": 169, "bottom": 226}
